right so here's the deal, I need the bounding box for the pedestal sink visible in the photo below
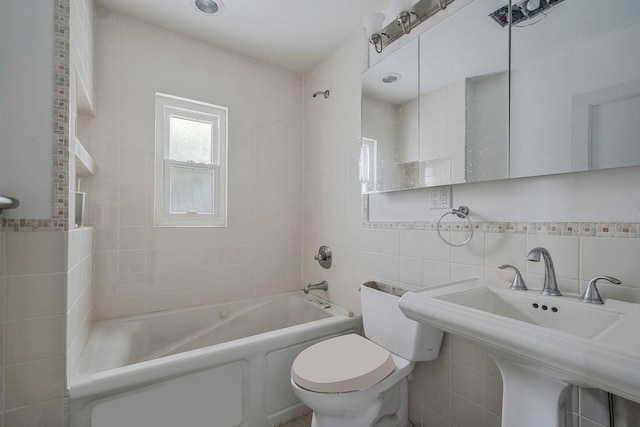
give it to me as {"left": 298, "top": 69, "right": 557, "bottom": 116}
{"left": 398, "top": 278, "right": 640, "bottom": 427}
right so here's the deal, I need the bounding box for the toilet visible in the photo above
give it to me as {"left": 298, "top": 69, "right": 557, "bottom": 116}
{"left": 290, "top": 282, "right": 443, "bottom": 427}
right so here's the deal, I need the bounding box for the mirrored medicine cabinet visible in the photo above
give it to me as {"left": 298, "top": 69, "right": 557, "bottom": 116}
{"left": 361, "top": 0, "right": 640, "bottom": 194}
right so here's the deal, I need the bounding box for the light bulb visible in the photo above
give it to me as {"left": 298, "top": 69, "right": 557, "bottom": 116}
{"left": 363, "top": 12, "right": 385, "bottom": 37}
{"left": 526, "top": 0, "right": 541, "bottom": 11}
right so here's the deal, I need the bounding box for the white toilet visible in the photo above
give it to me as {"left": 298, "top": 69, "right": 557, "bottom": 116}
{"left": 290, "top": 282, "right": 443, "bottom": 427}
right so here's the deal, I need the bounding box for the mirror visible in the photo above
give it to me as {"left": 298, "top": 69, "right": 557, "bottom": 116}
{"left": 361, "top": 0, "right": 509, "bottom": 194}
{"left": 361, "top": 38, "right": 419, "bottom": 193}
{"left": 510, "top": 0, "right": 640, "bottom": 178}
{"left": 419, "top": 0, "right": 509, "bottom": 186}
{"left": 362, "top": 0, "right": 640, "bottom": 194}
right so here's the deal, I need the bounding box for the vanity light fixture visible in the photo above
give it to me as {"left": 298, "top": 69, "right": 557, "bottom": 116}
{"left": 391, "top": 0, "right": 413, "bottom": 35}
{"left": 365, "top": 0, "right": 453, "bottom": 54}
{"left": 364, "top": 13, "right": 387, "bottom": 53}
{"left": 194, "top": 0, "right": 225, "bottom": 15}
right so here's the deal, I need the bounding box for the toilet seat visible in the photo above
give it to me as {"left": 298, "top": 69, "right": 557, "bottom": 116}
{"left": 291, "top": 334, "right": 395, "bottom": 393}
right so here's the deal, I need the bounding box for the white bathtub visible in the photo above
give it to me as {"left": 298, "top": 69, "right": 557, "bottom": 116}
{"left": 70, "top": 292, "right": 361, "bottom": 427}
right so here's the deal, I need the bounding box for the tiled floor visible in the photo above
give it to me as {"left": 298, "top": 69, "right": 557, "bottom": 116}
{"left": 275, "top": 412, "right": 312, "bottom": 427}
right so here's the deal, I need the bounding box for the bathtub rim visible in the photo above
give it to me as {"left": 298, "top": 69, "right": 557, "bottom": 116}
{"left": 70, "top": 292, "right": 360, "bottom": 400}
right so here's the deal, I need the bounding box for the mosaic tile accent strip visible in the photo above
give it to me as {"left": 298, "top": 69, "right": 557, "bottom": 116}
{"left": 363, "top": 219, "right": 640, "bottom": 238}
{"left": 53, "top": 0, "right": 71, "bottom": 231}
{"left": 1, "top": 218, "right": 56, "bottom": 232}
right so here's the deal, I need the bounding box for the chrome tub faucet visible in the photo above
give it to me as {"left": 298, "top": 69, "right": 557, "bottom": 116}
{"left": 303, "top": 280, "right": 329, "bottom": 294}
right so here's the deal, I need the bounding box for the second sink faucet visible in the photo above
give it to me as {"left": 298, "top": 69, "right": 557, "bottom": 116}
{"left": 526, "top": 247, "right": 562, "bottom": 296}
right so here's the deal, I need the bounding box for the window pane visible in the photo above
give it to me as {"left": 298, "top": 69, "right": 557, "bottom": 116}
{"left": 169, "top": 116, "right": 213, "bottom": 164}
{"left": 170, "top": 166, "right": 214, "bottom": 214}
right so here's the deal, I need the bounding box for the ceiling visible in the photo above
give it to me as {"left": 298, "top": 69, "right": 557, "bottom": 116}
{"left": 96, "top": 0, "right": 394, "bottom": 72}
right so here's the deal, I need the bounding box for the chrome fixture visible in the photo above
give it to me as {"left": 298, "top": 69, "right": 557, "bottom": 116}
{"left": 580, "top": 276, "right": 622, "bottom": 304}
{"left": 314, "top": 245, "right": 332, "bottom": 269}
{"left": 365, "top": 0, "right": 454, "bottom": 54}
{"left": 194, "top": 0, "right": 224, "bottom": 15}
{"left": 391, "top": 0, "right": 413, "bottom": 35}
{"left": 436, "top": 206, "right": 473, "bottom": 247}
{"left": 303, "top": 280, "right": 329, "bottom": 294}
{"left": 499, "top": 264, "right": 528, "bottom": 291}
{"left": 312, "top": 90, "right": 330, "bottom": 99}
{"left": 363, "top": 12, "right": 387, "bottom": 53}
{"left": 526, "top": 247, "right": 561, "bottom": 296}
{"left": 0, "top": 195, "right": 19, "bottom": 214}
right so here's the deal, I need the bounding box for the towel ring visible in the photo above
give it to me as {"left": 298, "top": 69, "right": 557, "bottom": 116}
{"left": 436, "top": 206, "right": 473, "bottom": 247}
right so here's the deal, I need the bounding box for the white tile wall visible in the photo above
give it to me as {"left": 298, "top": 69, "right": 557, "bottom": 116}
{"left": 84, "top": 7, "right": 304, "bottom": 320}
{"left": 66, "top": 228, "right": 93, "bottom": 383}
{"left": 0, "top": 231, "right": 5, "bottom": 426}
{"left": 3, "top": 231, "right": 67, "bottom": 425}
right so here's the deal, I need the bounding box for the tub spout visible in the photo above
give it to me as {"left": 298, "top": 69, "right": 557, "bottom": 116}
{"left": 303, "top": 280, "right": 328, "bottom": 294}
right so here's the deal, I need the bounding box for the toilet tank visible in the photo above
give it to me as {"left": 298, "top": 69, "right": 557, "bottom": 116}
{"left": 361, "top": 282, "right": 443, "bottom": 361}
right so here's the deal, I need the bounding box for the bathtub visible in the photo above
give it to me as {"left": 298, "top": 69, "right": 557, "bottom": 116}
{"left": 70, "top": 292, "right": 361, "bottom": 427}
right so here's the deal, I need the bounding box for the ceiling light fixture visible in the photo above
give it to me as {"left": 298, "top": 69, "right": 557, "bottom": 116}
{"left": 382, "top": 73, "right": 401, "bottom": 84}
{"left": 363, "top": 13, "right": 387, "bottom": 54}
{"left": 194, "top": 0, "right": 225, "bottom": 15}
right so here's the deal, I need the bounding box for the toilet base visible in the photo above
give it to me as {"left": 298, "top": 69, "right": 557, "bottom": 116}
{"left": 309, "top": 377, "right": 410, "bottom": 427}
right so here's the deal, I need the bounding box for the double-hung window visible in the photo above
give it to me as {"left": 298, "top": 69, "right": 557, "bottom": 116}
{"left": 154, "top": 93, "right": 227, "bottom": 226}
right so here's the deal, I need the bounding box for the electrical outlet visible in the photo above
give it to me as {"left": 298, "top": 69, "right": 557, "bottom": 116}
{"left": 430, "top": 186, "right": 451, "bottom": 209}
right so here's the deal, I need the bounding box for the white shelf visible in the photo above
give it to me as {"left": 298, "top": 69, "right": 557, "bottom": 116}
{"left": 75, "top": 137, "right": 95, "bottom": 176}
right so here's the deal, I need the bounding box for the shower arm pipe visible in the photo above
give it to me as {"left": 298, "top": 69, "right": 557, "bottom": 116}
{"left": 0, "top": 196, "right": 19, "bottom": 214}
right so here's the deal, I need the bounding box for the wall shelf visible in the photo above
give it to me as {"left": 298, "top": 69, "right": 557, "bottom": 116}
{"left": 75, "top": 137, "right": 95, "bottom": 176}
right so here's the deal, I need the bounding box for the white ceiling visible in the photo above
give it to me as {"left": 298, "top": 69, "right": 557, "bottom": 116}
{"left": 96, "top": 0, "right": 393, "bottom": 72}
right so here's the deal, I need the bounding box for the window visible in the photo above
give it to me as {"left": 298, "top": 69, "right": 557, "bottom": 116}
{"left": 154, "top": 93, "right": 227, "bottom": 226}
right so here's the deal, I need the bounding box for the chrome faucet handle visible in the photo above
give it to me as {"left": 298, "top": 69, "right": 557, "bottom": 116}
{"left": 499, "top": 264, "right": 528, "bottom": 291}
{"left": 580, "top": 276, "right": 622, "bottom": 304}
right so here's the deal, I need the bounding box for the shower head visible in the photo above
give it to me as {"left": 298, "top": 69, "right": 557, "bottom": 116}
{"left": 312, "top": 90, "right": 330, "bottom": 99}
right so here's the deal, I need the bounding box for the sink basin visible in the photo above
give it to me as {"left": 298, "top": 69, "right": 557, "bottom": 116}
{"left": 436, "top": 283, "right": 623, "bottom": 339}
{"left": 399, "top": 278, "right": 640, "bottom": 426}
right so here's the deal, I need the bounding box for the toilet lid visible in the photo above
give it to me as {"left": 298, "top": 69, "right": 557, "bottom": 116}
{"left": 291, "top": 334, "right": 395, "bottom": 393}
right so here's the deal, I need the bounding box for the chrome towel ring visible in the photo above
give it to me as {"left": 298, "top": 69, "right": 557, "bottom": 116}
{"left": 436, "top": 206, "right": 473, "bottom": 247}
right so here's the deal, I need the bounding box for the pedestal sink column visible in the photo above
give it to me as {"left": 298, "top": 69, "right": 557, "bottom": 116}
{"left": 493, "top": 357, "right": 574, "bottom": 427}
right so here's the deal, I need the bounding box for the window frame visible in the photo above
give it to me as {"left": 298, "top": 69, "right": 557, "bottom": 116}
{"left": 154, "top": 93, "right": 228, "bottom": 227}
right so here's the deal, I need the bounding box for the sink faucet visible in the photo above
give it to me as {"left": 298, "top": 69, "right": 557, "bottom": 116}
{"left": 526, "top": 247, "right": 562, "bottom": 296}
{"left": 581, "top": 276, "right": 622, "bottom": 304}
{"left": 303, "top": 280, "right": 328, "bottom": 294}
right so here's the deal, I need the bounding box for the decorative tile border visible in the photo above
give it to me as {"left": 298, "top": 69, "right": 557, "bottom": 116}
{"left": 362, "top": 196, "right": 640, "bottom": 238}
{"left": 363, "top": 220, "right": 640, "bottom": 238}
{"left": 1, "top": 218, "right": 57, "bottom": 232}
{"left": 53, "top": 0, "right": 71, "bottom": 230}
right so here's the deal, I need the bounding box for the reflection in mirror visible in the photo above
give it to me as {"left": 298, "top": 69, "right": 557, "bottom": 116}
{"left": 419, "top": 0, "right": 509, "bottom": 186}
{"left": 361, "top": 0, "right": 510, "bottom": 195}
{"left": 361, "top": 38, "right": 420, "bottom": 193}
{"left": 510, "top": 0, "right": 640, "bottom": 178}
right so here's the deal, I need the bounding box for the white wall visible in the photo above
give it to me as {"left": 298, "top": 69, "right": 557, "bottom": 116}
{"left": 0, "top": 0, "right": 55, "bottom": 219}
{"left": 85, "top": 7, "right": 304, "bottom": 320}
